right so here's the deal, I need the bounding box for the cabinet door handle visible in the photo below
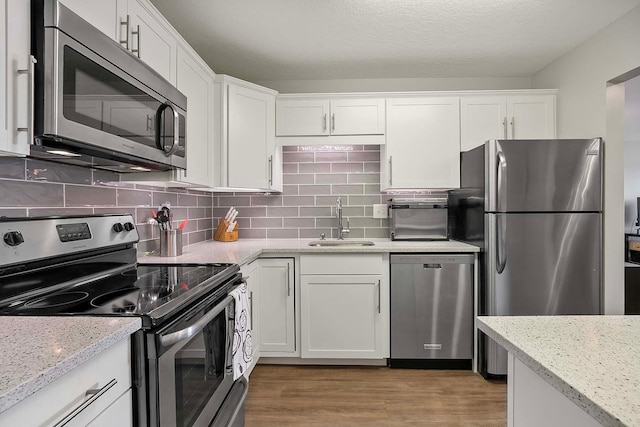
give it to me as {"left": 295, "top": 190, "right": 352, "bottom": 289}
{"left": 286, "top": 262, "right": 291, "bottom": 296}
{"left": 377, "top": 279, "right": 381, "bottom": 314}
{"left": 249, "top": 290, "right": 253, "bottom": 330}
{"left": 268, "top": 155, "right": 273, "bottom": 186}
{"left": 510, "top": 116, "right": 515, "bottom": 138}
{"left": 322, "top": 113, "right": 327, "bottom": 132}
{"left": 54, "top": 378, "right": 118, "bottom": 427}
{"left": 388, "top": 156, "right": 393, "bottom": 186}
{"left": 120, "top": 15, "right": 130, "bottom": 49}
{"left": 17, "top": 55, "right": 37, "bottom": 145}
{"left": 502, "top": 117, "right": 507, "bottom": 139}
{"left": 131, "top": 25, "right": 141, "bottom": 58}
{"left": 331, "top": 113, "right": 335, "bottom": 132}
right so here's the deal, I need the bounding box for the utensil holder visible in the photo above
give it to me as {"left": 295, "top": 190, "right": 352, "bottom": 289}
{"left": 214, "top": 219, "right": 238, "bottom": 242}
{"left": 160, "top": 229, "right": 183, "bottom": 256}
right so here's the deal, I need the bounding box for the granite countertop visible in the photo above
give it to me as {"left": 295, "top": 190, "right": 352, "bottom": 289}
{"left": 138, "top": 238, "right": 479, "bottom": 265}
{"left": 477, "top": 315, "right": 640, "bottom": 427}
{"left": 0, "top": 316, "right": 141, "bottom": 414}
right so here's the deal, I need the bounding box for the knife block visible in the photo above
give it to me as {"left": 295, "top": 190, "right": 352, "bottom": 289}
{"left": 214, "top": 219, "right": 238, "bottom": 242}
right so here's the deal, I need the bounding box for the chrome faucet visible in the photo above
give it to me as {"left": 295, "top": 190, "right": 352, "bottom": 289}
{"left": 336, "top": 197, "right": 350, "bottom": 240}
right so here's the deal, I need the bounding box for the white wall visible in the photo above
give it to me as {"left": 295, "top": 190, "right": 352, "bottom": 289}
{"left": 257, "top": 76, "right": 531, "bottom": 94}
{"left": 532, "top": 6, "right": 640, "bottom": 314}
{"left": 624, "top": 76, "right": 640, "bottom": 232}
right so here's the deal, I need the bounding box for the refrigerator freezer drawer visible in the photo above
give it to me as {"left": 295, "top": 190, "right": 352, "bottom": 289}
{"left": 390, "top": 254, "right": 474, "bottom": 361}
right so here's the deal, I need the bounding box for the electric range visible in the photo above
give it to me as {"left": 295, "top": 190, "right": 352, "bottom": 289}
{"left": 0, "top": 214, "right": 247, "bottom": 427}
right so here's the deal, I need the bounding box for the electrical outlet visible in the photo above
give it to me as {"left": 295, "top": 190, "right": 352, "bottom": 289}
{"left": 372, "top": 204, "right": 388, "bottom": 219}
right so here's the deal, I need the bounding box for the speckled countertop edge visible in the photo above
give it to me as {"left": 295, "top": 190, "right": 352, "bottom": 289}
{"left": 138, "top": 238, "right": 479, "bottom": 265}
{"left": 478, "top": 316, "right": 640, "bottom": 427}
{"left": 0, "top": 317, "right": 141, "bottom": 414}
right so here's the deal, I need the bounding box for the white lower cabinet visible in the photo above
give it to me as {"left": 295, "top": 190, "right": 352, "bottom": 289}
{"left": 300, "top": 254, "right": 389, "bottom": 359}
{"left": 241, "top": 259, "right": 261, "bottom": 377}
{"left": 258, "top": 258, "right": 295, "bottom": 354}
{"left": 0, "top": 338, "right": 133, "bottom": 426}
{"left": 508, "top": 354, "right": 600, "bottom": 427}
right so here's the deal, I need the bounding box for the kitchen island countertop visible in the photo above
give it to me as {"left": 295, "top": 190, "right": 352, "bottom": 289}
{"left": 138, "top": 238, "right": 479, "bottom": 265}
{"left": 0, "top": 316, "right": 141, "bottom": 414}
{"left": 477, "top": 315, "right": 640, "bottom": 427}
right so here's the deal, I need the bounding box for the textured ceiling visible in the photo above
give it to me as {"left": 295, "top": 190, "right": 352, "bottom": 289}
{"left": 150, "top": 0, "right": 640, "bottom": 82}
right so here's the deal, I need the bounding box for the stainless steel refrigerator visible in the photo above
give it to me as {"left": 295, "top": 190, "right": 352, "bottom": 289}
{"left": 449, "top": 138, "right": 602, "bottom": 377}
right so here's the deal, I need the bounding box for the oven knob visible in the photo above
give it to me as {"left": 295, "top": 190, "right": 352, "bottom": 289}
{"left": 123, "top": 222, "right": 135, "bottom": 232}
{"left": 112, "top": 223, "right": 124, "bottom": 233}
{"left": 4, "top": 231, "right": 24, "bottom": 247}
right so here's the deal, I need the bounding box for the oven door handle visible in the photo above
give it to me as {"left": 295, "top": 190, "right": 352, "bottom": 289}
{"left": 159, "top": 285, "right": 240, "bottom": 347}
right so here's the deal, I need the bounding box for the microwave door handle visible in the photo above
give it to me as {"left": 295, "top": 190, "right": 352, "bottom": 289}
{"left": 159, "top": 291, "right": 237, "bottom": 348}
{"left": 156, "top": 103, "right": 179, "bottom": 156}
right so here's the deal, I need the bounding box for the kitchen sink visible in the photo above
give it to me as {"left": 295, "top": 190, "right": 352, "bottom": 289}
{"left": 308, "top": 240, "right": 375, "bottom": 247}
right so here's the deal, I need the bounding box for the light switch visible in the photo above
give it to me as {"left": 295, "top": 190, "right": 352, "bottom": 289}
{"left": 373, "top": 204, "right": 388, "bottom": 219}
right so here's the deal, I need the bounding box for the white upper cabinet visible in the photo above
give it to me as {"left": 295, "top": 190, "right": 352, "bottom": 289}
{"left": 59, "top": 0, "right": 125, "bottom": 42}
{"left": 330, "top": 98, "right": 386, "bottom": 135}
{"left": 460, "top": 96, "right": 508, "bottom": 151}
{"left": 174, "top": 45, "right": 215, "bottom": 187}
{"left": 215, "top": 75, "right": 281, "bottom": 192}
{"left": 276, "top": 96, "right": 385, "bottom": 145}
{"left": 382, "top": 97, "right": 461, "bottom": 190}
{"left": 126, "top": 0, "right": 177, "bottom": 84}
{"left": 0, "top": 0, "right": 31, "bottom": 156}
{"left": 61, "top": 0, "right": 177, "bottom": 84}
{"left": 276, "top": 99, "right": 330, "bottom": 136}
{"left": 506, "top": 95, "right": 556, "bottom": 139}
{"left": 460, "top": 93, "right": 556, "bottom": 151}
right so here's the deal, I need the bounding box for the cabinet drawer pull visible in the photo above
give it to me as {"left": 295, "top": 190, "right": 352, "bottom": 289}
{"left": 331, "top": 113, "right": 335, "bottom": 132}
{"left": 377, "top": 279, "right": 381, "bottom": 314}
{"left": 249, "top": 290, "right": 253, "bottom": 330}
{"left": 388, "top": 156, "right": 393, "bottom": 186}
{"left": 287, "top": 262, "right": 291, "bottom": 296}
{"left": 17, "top": 55, "right": 37, "bottom": 145}
{"left": 502, "top": 117, "right": 507, "bottom": 140}
{"left": 510, "top": 116, "right": 515, "bottom": 138}
{"left": 131, "top": 25, "right": 141, "bottom": 58}
{"left": 120, "top": 15, "right": 130, "bottom": 49}
{"left": 54, "top": 378, "right": 118, "bottom": 426}
{"left": 322, "top": 113, "right": 327, "bottom": 132}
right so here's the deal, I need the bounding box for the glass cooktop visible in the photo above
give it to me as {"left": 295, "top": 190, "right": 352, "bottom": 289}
{"left": 0, "top": 263, "right": 239, "bottom": 327}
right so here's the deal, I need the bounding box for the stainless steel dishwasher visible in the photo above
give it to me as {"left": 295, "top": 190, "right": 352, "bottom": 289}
{"left": 390, "top": 254, "right": 474, "bottom": 369}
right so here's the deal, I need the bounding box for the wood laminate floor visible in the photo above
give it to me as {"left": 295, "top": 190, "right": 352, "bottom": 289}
{"left": 245, "top": 365, "right": 507, "bottom": 426}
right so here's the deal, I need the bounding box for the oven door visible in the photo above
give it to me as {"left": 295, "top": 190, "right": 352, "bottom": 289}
{"left": 155, "top": 287, "right": 238, "bottom": 427}
{"left": 37, "top": 22, "right": 186, "bottom": 169}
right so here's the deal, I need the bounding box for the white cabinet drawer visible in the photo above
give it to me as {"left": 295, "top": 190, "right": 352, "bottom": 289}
{"left": 301, "top": 254, "right": 383, "bottom": 275}
{"left": 0, "top": 338, "right": 132, "bottom": 427}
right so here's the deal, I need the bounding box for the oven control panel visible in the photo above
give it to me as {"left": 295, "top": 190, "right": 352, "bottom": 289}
{"left": 0, "top": 214, "right": 139, "bottom": 266}
{"left": 56, "top": 223, "right": 92, "bottom": 242}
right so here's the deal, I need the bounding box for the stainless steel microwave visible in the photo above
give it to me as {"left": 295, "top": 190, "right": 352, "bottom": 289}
{"left": 388, "top": 196, "right": 449, "bottom": 241}
{"left": 30, "top": 0, "right": 187, "bottom": 172}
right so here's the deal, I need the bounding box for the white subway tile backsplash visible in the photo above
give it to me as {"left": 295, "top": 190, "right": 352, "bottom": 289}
{"left": 299, "top": 185, "right": 331, "bottom": 195}
{"left": 251, "top": 217, "right": 283, "bottom": 228}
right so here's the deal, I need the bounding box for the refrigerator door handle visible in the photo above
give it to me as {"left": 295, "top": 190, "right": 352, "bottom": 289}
{"left": 496, "top": 150, "right": 507, "bottom": 212}
{"left": 496, "top": 214, "right": 507, "bottom": 274}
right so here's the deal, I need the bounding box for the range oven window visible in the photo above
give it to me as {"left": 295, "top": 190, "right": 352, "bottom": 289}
{"left": 157, "top": 290, "right": 236, "bottom": 427}
{"left": 62, "top": 46, "right": 185, "bottom": 157}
